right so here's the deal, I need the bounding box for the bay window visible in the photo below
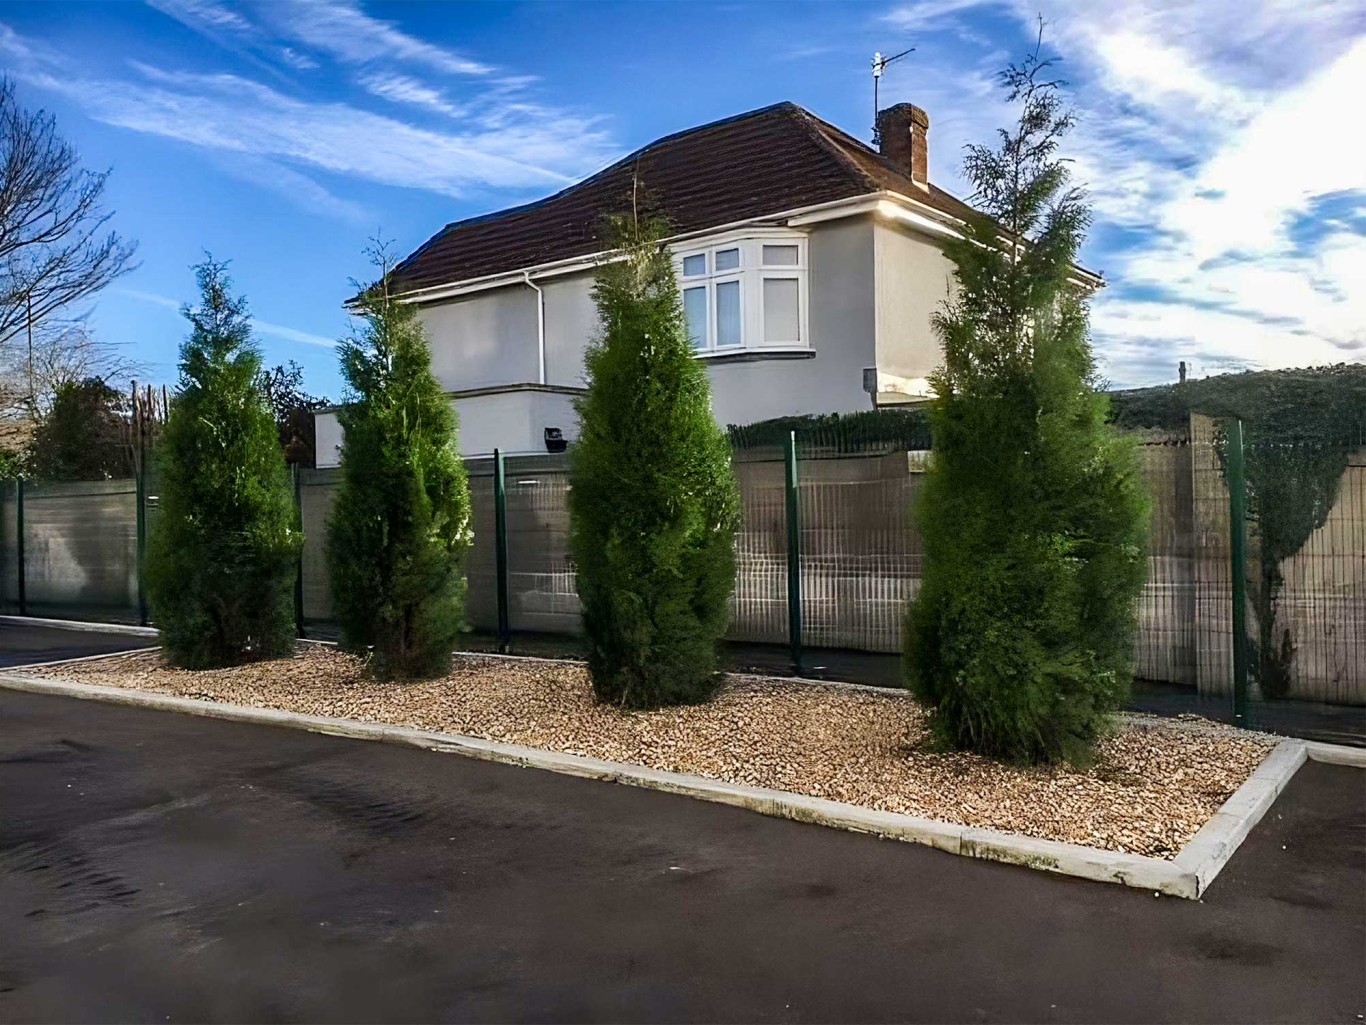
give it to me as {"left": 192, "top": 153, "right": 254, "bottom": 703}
{"left": 676, "top": 235, "right": 808, "bottom": 354}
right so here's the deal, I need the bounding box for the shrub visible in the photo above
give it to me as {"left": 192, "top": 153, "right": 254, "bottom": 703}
{"left": 728, "top": 407, "right": 932, "bottom": 453}
{"left": 144, "top": 258, "right": 300, "bottom": 668}
{"left": 905, "top": 39, "right": 1150, "bottom": 764}
{"left": 326, "top": 244, "right": 471, "bottom": 680}
{"left": 26, "top": 376, "right": 131, "bottom": 480}
{"left": 569, "top": 211, "right": 740, "bottom": 708}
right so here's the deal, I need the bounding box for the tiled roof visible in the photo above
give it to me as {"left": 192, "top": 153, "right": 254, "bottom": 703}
{"left": 390, "top": 101, "right": 981, "bottom": 295}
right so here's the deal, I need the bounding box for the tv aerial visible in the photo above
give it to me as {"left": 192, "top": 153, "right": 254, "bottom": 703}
{"left": 871, "top": 47, "right": 915, "bottom": 141}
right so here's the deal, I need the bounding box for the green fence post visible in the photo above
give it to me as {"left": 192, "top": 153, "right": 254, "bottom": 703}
{"left": 15, "top": 477, "right": 26, "bottom": 617}
{"left": 135, "top": 443, "right": 148, "bottom": 627}
{"left": 292, "top": 464, "right": 305, "bottom": 639}
{"left": 494, "top": 448, "right": 510, "bottom": 653}
{"left": 785, "top": 430, "right": 803, "bottom": 673}
{"left": 1226, "top": 418, "right": 1249, "bottom": 726}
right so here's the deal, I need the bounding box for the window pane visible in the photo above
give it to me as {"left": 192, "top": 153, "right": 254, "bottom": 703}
{"left": 716, "top": 280, "right": 742, "bottom": 347}
{"left": 684, "top": 287, "right": 708, "bottom": 348}
{"left": 763, "top": 278, "right": 800, "bottom": 343}
{"left": 762, "top": 244, "right": 799, "bottom": 266}
{"left": 715, "top": 247, "right": 740, "bottom": 271}
{"left": 682, "top": 253, "right": 707, "bottom": 277}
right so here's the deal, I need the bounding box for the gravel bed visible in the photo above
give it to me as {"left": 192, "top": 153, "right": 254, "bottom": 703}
{"left": 25, "top": 646, "right": 1278, "bottom": 858}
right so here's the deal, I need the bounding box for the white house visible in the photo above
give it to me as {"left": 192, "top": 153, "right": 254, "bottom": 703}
{"left": 314, "top": 101, "right": 1101, "bottom": 463}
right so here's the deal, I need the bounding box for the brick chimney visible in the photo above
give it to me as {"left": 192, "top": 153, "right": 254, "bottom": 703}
{"left": 876, "top": 103, "right": 930, "bottom": 190}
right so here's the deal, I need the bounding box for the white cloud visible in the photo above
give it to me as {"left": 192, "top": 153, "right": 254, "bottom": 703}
{"left": 4, "top": 29, "right": 618, "bottom": 202}
{"left": 1088, "top": 35, "right": 1366, "bottom": 383}
{"left": 148, "top": 0, "right": 253, "bottom": 35}
{"left": 221, "top": 154, "right": 371, "bottom": 222}
{"left": 119, "top": 288, "right": 337, "bottom": 348}
{"left": 357, "top": 72, "right": 464, "bottom": 118}
{"left": 278, "top": 47, "right": 317, "bottom": 72}
{"left": 878, "top": 0, "right": 1366, "bottom": 385}
{"left": 254, "top": 320, "right": 336, "bottom": 349}
{"left": 883, "top": 0, "right": 1006, "bottom": 32}
{"left": 1167, "top": 39, "right": 1366, "bottom": 261}
{"left": 255, "top": 0, "right": 494, "bottom": 77}
{"left": 1088, "top": 30, "right": 1252, "bottom": 121}
{"left": 147, "top": 0, "right": 494, "bottom": 78}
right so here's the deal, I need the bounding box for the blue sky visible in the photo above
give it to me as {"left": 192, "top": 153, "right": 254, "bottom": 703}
{"left": 3, "top": 0, "right": 1363, "bottom": 399}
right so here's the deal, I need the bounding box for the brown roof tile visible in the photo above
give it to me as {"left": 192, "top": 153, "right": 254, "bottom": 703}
{"left": 390, "top": 102, "right": 982, "bottom": 295}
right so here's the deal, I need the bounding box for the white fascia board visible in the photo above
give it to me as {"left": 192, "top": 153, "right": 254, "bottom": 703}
{"left": 786, "top": 192, "right": 959, "bottom": 241}
{"left": 393, "top": 194, "right": 896, "bottom": 306}
{"left": 394, "top": 189, "right": 1102, "bottom": 305}
{"left": 394, "top": 254, "right": 611, "bottom": 306}
{"left": 863, "top": 194, "right": 1105, "bottom": 291}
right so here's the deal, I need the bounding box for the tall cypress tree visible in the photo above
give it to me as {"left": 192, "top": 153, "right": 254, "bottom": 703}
{"left": 570, "top": 208, "right": 740, "bottom": 708}
{"left": 145, "top": 257, "right": 300, "bottom": 668}
{"left": 905, "top": 36, "right": 1150, "bottom": 764}
{"left": 327, "top": 243, "right": 472, "bottom": 680}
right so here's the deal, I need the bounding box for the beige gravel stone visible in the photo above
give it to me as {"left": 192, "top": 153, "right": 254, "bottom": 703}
{"left": 27, "top": 646, "right": 1277, "bottom": 858}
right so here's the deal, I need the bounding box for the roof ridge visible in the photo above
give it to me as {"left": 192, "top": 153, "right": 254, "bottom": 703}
{"left": 795, "top": 105, "right": 982, "bottom": 213}
{"left": 388, "top": 100, "right": 1002, "bottom": 295}
{"left": 787, "top": 106, "right": 882, "bottom": 193}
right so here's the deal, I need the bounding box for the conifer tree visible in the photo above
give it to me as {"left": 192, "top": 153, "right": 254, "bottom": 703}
{"left": 906, "top": 33, "right": 1150, "bottom": 764}
{"left": 145, "top": 257, "right": 300, "bottom": 667}
{"left": 570, "top": 208, "right": 740, "bottom": 708}
{"left": 327, "top": 242, "right": 471, "bottom": 680}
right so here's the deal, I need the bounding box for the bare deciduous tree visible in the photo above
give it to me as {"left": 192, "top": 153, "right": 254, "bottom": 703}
{"left": 0, "top": 315, "right": 142, "bottom": 416}
{"left": 0, "top": 75, "right": 138, "bottom": 347}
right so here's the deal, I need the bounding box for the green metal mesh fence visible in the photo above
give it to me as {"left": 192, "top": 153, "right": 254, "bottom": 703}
{"left": 0, "top": 480, "right": 17, "bottom": 612}
{"left": 728, "top": 450, "right": 789, "bottom": 643}
{"left": 3, "top": 414, "right": 1362, "bottom": 722}
{"left": 2, "top": 479, "right": 140, "bottom": 623}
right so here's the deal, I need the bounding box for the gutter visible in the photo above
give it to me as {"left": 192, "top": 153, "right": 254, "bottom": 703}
{"left": 390, "top": 192, "right": 934, "bottom": 306}
{"left": 312, "top": 382, "right": 587, "bottom": 416}
{"left": 389, "top": 188, "right": 1103, "bottom": 305}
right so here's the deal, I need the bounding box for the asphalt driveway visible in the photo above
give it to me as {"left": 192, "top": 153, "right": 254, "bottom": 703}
{"left": 0, "top": 621, "right": 155, "bottom": 668}
{"left": 1, "top": 680, "right": 1362, "bottom": 1023}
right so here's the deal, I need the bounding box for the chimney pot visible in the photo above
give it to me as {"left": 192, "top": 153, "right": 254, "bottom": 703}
{"left": 876, "top": 102, "right": 930, "bottom": 190}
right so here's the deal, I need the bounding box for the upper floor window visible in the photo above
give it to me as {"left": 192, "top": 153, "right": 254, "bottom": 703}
{"left": 677, "top": 235, "right": 808, "bottom": 355}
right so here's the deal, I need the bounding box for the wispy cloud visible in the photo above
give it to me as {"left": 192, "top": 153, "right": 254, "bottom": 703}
{"left": 2, "top": 24, "right": 618, "bottom": 204}
{"left": 255, "top": 0, "right": 494, "bottom": 77}
{"left": 119, "top": 288, "right": 337, "bottom": 348}
{"left": 877, "top": 0, "right": 1366, "bottom": 385}
{"left": 253, "top": 320, "right": 336, "bottom": 349}
{"left": 357, "top": 71, "right": 465, "bottom": 118}
{"left": 147, "top": 0, "right": 494, "bottom": 78}
{"left": 145, "top": 0, "right": 317, "bottom": 77}
{"left": 221, "top": 154, "right": 370, "bottom": 222}
{"left": 883, "top": 0, "right": 1007, "bottom": 32}
{"left": 149, "top": 0, "right": 253, "bottom": 35}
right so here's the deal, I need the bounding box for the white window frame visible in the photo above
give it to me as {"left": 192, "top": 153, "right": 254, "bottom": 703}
{"left": 674, "top": 231, "right": 809, "bottom": 356}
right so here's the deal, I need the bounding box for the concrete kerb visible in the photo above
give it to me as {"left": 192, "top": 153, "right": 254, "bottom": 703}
{"left": 1303, "top": 740, "right": 1366, "bottom": 768}
{"left": 6, "top": 616, "right": 1357, "bottom": 730}
{"left": 1171, "top": 739, "right": 1308, "bottom": 894}
{"left": 1, "top": 669, "right": 1341, "bottom": 900}
{"left": 0, "top": 646, "right": 163, "bottom": 671}
{"left": 0, "top": 614, "right": 159, "bottom": 638}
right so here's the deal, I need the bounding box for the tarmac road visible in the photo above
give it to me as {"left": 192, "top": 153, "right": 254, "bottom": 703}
{"left": 0, "top": 669, "right": 1362, "bottom": 1023}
